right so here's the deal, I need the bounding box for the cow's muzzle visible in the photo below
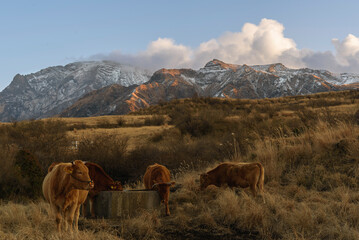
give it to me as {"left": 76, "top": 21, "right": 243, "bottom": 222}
{"left": 151, "top": 182, "right": 174, "bottom": 189}
{"left": 70, "top": 174, "right": 94, "bottom": 187}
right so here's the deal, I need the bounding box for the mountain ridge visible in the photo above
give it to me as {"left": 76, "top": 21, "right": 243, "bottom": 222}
{"left": 0, "top": 61, "right": 151, "bottom": 121}
{"left": 1, "top": 59, "right": 358, "bottom": 121}
{"left": 60, "top": 59, "right": 358, "bottom": 118}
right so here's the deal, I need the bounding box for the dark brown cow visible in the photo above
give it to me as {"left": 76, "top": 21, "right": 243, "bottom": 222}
{"left": 200, "top": 162, "right": 264, "bottom": 197}
{"left": 83, "top": 162, "right": 123, "bottom": 218}
{"left": 42, "top": 160, "right": 94, "bottom": 232}
{"left": 143, "top": 163, "right": 175, "bottom": 216}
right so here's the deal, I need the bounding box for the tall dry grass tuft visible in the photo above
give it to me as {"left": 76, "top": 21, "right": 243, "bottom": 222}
{"left": 0, "top": 201, "right": 124, "bottom": 240}
{"left": 121, "top": 210, "right": 162, "bottom": 240}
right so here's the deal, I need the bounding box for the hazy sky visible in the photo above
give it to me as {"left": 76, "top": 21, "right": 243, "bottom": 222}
{"left": 1, "top": 0, "right": 359, "bottom": 91}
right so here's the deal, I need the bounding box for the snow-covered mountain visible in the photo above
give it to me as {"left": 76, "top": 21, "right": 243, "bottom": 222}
{"left": 0, "top": 61, "right": 151, "bottom": 121}
{"left": 59, "top": 59, "right": 359, "bottom": 118}
{"left": 1, "top": 59, "right": 358, "bottom": 121}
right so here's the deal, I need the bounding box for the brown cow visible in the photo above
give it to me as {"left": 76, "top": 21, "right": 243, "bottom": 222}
{"left": 200, "top": 162, "right": 264, "bottom": 197}
{"left": 42, "top": 160, "right": 94, "bottom": 232}
{"left": 143, "top": 163, "right": 175, "bottom": 216}
{"left": 83, "top": 162, "right": 123, "bottom": 218}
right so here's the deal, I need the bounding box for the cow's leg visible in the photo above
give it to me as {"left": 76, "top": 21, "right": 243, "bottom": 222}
{"left": 165, "top": 201, "right": 170, "bottom": 216}
{"left": 250, "top": 183, "right": 257, "bottom": 197}
{"left": 74, "top": 204, "right": 81, "bottom": 232}
{"left": 65, "top": 204, "right": 77, "bottom": 233}
{"left": 82, "top": 200, "right": 87, "bottom": 218}
{"left": 63, "top": 208, "right": 69, "bottom": 231}
{"left": 90, "top": 198, "right": 95, "bottom": 218}
{"left": 54, "top": 206, "right": 62, "bottom": 232}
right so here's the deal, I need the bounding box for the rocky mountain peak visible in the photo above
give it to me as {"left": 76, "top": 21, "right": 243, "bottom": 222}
{"left": 251, "top": 63, "right": 288, "bottom": 73}
{"left": 203, "top": 59, "right": 239, "bottom": 72}
{"left": 267, "top": 63, "right": 288, "bottom": 72}
{"left": 156, "top": 68, "right": 183, "bottom": 77}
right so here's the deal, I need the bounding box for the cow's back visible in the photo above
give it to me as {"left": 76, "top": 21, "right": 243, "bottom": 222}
{"left": 207, "top": 162, "right": 235, "bottom": 185}
{"left": 226, "top": 163, "right": 262, "bottom": 188}
{"left": 85, "top": 162, "right": 114, "bottom": 186}
{"left": 42, "top": 170, "right": 52, "bottom": 203}
{"left": 144, "top": 164, "right": 170, "bottom": 189}
{"left": 42, "top": 163, "right": 72, "bottom": 204}
{"left": 43, "top": 163, "right": 62, "bottom": 203}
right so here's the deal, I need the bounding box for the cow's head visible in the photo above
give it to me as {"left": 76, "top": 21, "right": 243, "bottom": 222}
{"left": 152, "top": 181, "right": 175, "bottom": 215}
{"left": 65, "top": 160, "right": 94, "bottom": 190}
{"left": 200, "top": 173, "right": 210, "bottom": 190}
{"left": 110, "top": 181, "right": 123, "bottom": 191}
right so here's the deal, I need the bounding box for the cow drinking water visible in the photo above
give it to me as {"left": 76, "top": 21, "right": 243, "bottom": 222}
{"left": 83, "top": 162, "right": 123, "bottom": 218}
{"left": 143, "top": 163, "right": 175, "bottom": 216}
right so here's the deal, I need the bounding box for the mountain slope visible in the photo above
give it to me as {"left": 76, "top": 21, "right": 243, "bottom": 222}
{"left": 59, "top": 84, "right": 137, "bottom": 117}
{"left": 1, "top": 59, "right": 358, "bottom": 121}
{"left": 0, "top": 61, "right": 151, "bottom": 121}
{"left": 59, "top": 59, "right": 358, "bottom": 118}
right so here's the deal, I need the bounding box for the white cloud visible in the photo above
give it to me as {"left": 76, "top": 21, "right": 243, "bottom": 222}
{"left": 332, "top": 34, "right": 359, "bottom": 65}
{"left": 92, "top": 19, "right": 359, "bottom": 73}
{"left": 191, "top": 18, "right": 297, "bottom": 67}
{"left": 92, "top": 38, "right": 192, "bottom": 71}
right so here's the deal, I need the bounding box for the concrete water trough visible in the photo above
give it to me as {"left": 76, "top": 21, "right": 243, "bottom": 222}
{"left": 83, "top": 190, "right": 161, "bottom": 219}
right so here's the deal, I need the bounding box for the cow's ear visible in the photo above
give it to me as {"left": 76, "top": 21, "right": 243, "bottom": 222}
{"left": 65, "top": 166, "right": 73, "bottom": 174}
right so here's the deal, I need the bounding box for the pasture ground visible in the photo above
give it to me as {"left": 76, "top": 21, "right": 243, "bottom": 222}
{"left": 1, "top": 90, "right": 359, "bottom": 239}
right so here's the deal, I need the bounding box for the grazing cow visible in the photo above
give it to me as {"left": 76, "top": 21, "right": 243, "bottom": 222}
{"left": 143, "top": 163, "right": 175, "bottom": 216}
{"left": 83, "top": 162, "right": 123, "bottom": 217}
{"left": 42, "top": 160, "right": 94, "bottom": 232}
{"left": 200, "top": 162, "right": 264, "bottom": 197}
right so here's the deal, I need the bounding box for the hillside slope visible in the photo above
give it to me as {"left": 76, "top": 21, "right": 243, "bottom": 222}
{"left": 60, "top": 59, "right": 358, "bottom": 117}
{"left": 0, "top": 61, "right": 151, "bottom": 121}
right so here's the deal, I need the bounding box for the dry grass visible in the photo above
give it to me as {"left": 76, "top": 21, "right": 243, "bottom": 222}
{"left": 68, "top": 125, "right": 172, "bottom": 150}
{"left": 53, "top": 115, "right": 153, "bottom": 127}
{"left": 161, "top": 170, "right": 359, "bottom": 240}
{"left": 1, "top": 90, "right": 359, "bottom": 239}
{"left": 0, "top": 201, "right": 124, "bottom": 240}
{"left": 2, "top": 162, "right": 359, "bottom": 239}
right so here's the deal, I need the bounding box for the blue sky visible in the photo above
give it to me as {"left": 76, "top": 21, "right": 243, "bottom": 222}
{"left": 1, "top": 0, "right": 359, "bottom": 91}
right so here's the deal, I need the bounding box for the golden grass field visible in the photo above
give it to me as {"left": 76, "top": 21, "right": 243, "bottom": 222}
{"left": 67, "top": 125, "right": 172, "bottom": 150}
{"left": 0, "top": 90, "right": 359, "bottom": 239}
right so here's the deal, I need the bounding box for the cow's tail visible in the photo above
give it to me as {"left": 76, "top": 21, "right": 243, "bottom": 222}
{"left": 256, "top": 163, "right": 265, "bottom": 193}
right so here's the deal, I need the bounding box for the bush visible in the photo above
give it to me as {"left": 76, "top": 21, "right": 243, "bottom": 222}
{"left": 0, "top": 119, "right": 71, "bottom": 174}
{"left": 0, "top": 147, "right": 43, "bottom": 199}
{"left": 117, "top": 117, "right": 126, "bottom": 127}
{"left": 14, "top": 150, "right": 44, "bottom": 198}
{"left": 144, "top": 115, "right": 166, "bottom": 126}
{"left": 96, "top": 119, "right": 118, "bottom": 128}
{"left": 170, "top": 107, "right": 225, "bottom": 137}
{"left": 76, "top": 134, "right": 128, "bottom": 181}
{"left": 126, "top": 136, "right": 224, "bottom": 181}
